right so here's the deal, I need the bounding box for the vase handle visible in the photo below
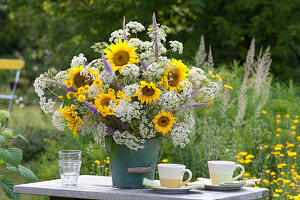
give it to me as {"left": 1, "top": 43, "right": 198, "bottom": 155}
{"left": 126, "top": 165, "right": 152, "bottom": 174}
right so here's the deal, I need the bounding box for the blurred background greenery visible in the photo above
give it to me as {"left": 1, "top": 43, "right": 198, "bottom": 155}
{"left": 0, "top": 0, "right": 300, "bottom": 199}
{"left": 1, "top": 0, "right": 300, "bottom": 82}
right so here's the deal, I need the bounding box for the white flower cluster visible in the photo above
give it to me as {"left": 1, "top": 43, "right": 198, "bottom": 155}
{"left": 121, "top": 64, "right": 140, "bottom": 77}
{"left": 126, "top": 21, "right": 145, "bottom": 33}
{"left": 169, "top": 41, "right": 183, "bottom": 54}
{"left": 79, "top": 116, "right": 98, "bottom": 136}
{"left": 170, "top": 126, "right": 190, "bottom": 148}
{"left": 114, "top": 100, "right": 142, "bottom": 122}
{"left": 113, "top": 130, "right": 145, "bottom": 151}
{"left": 99, "top": 70, "right": 115, "bottom": 88}
{"left": 109, "top": 29, "right": 130, "bottom": 43}
{"left": 52, "top": 110, "right": 65, "bottom": 131}
{"left": 128, "top": 38, "right": 142, "bottom": 47}
{"left": 33, "top": 74, "right": 46, "bottom": 98}
{"left": 197, "top": 82, "right": 219, "bottom": 102}
{"left": 158, "top": 91, "right": 181, "bottom": 111}
{"left": 148, "top": 25, "right": 171, "bottom": 42}
{"left": 39, "top": 97, "right": 55, "bottom": 113}
{"left": 188, "top": 67, "right": 207, "bottom": 86}
{"left": 123, "top": 84, "right": 139, "bottom": 97}
{"left": 71, "top": 53, "right": 87, "bottom": 67}
{"left": 54, "top": 71, "right": 67, "bottom": 82}
{"left": 139, "top": 112, "right": 156, "bottom": 139}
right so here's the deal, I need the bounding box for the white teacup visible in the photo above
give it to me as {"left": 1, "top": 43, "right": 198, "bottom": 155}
{"left": 157, "top": 164, "right": 192, "bottom": 188}
{"left": 208, "top": 161, "right": 245, "bottom": 185}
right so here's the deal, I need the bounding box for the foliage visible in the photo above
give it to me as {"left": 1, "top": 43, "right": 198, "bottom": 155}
{"left": 0, "top": 0, "right": 299, "bottom": 82}
{"left": 0, "top": 110, "right": 37, "bottom": 200}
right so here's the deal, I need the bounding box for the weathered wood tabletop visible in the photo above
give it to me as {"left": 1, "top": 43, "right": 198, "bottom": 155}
{"left": 14, "top": 175, "right": 269, "bottom": 200}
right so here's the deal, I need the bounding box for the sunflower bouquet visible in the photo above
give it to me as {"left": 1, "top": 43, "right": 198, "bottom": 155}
{"left": 34, "top": 14, "right": 226, "bottom": 151}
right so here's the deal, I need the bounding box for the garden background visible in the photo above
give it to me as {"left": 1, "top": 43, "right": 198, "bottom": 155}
{"left": 0, "top": 0, "right": 300, "bottom": 199}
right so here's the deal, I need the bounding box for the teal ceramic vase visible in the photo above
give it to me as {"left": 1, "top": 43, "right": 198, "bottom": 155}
{"left": 107, "top": 138, "right": 160, "bottom": 188}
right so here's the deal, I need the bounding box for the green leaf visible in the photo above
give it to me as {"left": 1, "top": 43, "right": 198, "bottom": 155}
{"left": 0, "top": 178, "right": 19, "bottom": 200}
{"left": 0, "top": 135, "right": 6, "bottom": 146}
{"left": 0, "top": 148, "right": 22, "bottom": 167}
{"left": 0, "top": 174, "right": 5, "bottom": 180}
{"left": 6, "top": 164, "right": 38, "bottom": 181}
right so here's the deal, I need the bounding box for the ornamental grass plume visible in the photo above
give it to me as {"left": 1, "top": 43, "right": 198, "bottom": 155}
{"left": 235, "top": 38, "right": 255, "bottom": 126}
{"left": 197, "top": 35, "right": 207, "bottom": 66}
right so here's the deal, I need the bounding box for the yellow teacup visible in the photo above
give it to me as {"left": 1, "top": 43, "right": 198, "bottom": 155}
{"left": 157, "top": 164, "right": 192, "bottom": 188}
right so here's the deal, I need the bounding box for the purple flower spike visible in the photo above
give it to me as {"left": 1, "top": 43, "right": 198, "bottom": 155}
{"left": 190, "top": 84, "right": 203, "bottom": 98}
{"left": 140, "top": 59, "right": 149, "bottom": 71}
{"left": 106, "top": 129, "right": 115, "bottom": 136}
{"left": 186, "top": 102, "right": 212, "bottom": 110}
{"left": 50, "top": 81, "right": 76, "bottom": 93}
{"left": 152, "top": 13, "right": 159, "bottom": 61}
{"left": 83, "top": 100, "right": 101, "bottom": 116}
{"left": 101, "top": 54, "right": 114, "bottom": 75}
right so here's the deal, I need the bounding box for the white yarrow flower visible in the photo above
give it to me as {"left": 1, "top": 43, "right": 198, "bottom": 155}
{"left": 169, "top": 41, "right": 183, "bottom": 54}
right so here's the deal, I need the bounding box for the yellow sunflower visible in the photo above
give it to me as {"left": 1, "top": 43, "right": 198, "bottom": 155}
{"left": 137, "top": 81, "right": 162, "bottom": 104}
{"left": 153, "top": 110, "right": 176, "bottom": 135}
{"left": 162, "top": 59, "right": 189, "bottom": 91}
{"left": 104, "top": 39, "right": 139, "bottom": 73}
{"left": 94, "top": 89, "right": 116, "bottom": 117}
{"left": 59, "top": 106, "right": 84, "bottom": 137}
{"left": 65, "top": 66, "right": 100, "bottom": 89}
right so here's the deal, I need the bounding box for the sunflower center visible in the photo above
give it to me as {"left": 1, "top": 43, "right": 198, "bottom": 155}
{"left": 101, "top": 98, "right": 111, "bottom": 106}
{"left": 113, "top": 50, "right": 130, "bottom": 66}
{"left": 142, "top": 86, "right": 155, "bottom": 96}
{"left": 168, "top": 68, "right": 180, "bottom": 87}
{"left": 158, "top": 117, "right": 170, "bottom": 127}
{"left": 74, "top": 72, "right": 93, "bottom": 89}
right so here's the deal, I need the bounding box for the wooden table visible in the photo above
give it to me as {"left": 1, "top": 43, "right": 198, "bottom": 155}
{"left": 14, "top": 175, "right": 269, "bottom": 200}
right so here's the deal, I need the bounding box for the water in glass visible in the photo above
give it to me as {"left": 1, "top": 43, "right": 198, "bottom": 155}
{"left": 59, "top": 160, "right": 81, "bottom": 186}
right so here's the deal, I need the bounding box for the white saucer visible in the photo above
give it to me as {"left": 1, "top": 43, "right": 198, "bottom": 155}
{"left": 199, "top": 178, "right": 246, "bottom": 191}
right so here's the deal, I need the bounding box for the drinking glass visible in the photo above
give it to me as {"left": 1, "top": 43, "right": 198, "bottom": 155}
{"left": 59, "top": 150, "right": 82, "bottom": 186}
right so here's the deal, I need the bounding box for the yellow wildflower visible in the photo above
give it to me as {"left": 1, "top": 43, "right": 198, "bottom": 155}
{"left": 84, "top": 85, "right": 90, "bottom": 93}
{"left": 261, "top": 110, "right": 267, "bottom": 114}
{"left": 94, "top": 160, "right": 100, "bottom": 165}
{"left": 273, "top": 193, "right": 280, "bottom": 197}
{"left": 291, "top": 131, "right": 296, "bottom": 136}
{"left": 224, "top": 84, "right": 233, "bottom": 90}
{"left": 216, "top": 74, "right": 222, "bottom": 82}
{"left": 297, "top": 136, "right": 300, "bottom": 141}
{"left": 285, "top": 114, "right": 290, "bottom": 118}
{"left": 276, "top": 134, "right": 280, "bottom": 137}
{"left": 292, "top": 119, "right": 299, "bottom": 124}
{"left": 275, "top": 189, "right": 282, "bottom": 193}
{"left": 162, "top": 159, "right": 168, "bottom": 163}
{"left": 66, "top": 92, "right": 72, "bottom": 99}
{"left": 265, "top": 170, "right": 270, "bottom": 174}
{"left": 271, "top": 172, "right": 276, "bottom": 176}
{"left": 58, "top": 95, "right": 63, "bottom": 99}
{"left": 238, "top": 151, "right": 248, "bottom": 156}
{"left": 276, "top": 114, "right": 281, "bottom": 118}
{"left": 276, "top": 128, "right": 282, "bottom": 132}
{"left": 276, "top": 119, "right": 280, "bottom": 123}
{"left": 209, "top": 70, "right": 215, "bottom": 78}
{"left": 291, "top": 126, "right": 296, "bottom": 130}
